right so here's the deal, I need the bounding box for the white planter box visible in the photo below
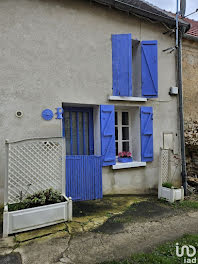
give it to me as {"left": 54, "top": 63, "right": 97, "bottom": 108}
{"left": 158, "top": 186, "right": 184, "bottom": 203}
{"left": 3, "top": 199, "right": 72, "bottom": 237}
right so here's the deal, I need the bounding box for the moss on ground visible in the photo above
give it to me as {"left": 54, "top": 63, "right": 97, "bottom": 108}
{"left": 94, "top": 196, "right": 198, "bottom": 234}
{"left": 13, "top": 195, "right": 145, "bottom": 243}
{"left": 4, "top": 195, "right": 198, "bottom": 244}
{"left": 73, "top": 195, "right": 146, "bottom": 218}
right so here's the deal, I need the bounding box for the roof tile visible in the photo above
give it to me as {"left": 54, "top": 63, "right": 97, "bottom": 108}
{"left": 184, "top": 18, "right": 198, "bottom": 38}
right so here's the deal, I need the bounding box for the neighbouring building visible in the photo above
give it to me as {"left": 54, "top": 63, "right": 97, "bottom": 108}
{"left": 0, "top": 0, "right": 190, "bottom": 203}
{"left": 183, "top": 18, "right": 198, "bottom": 122}
{"left": 182, "top": 18, "right": 198, "bottom": 183}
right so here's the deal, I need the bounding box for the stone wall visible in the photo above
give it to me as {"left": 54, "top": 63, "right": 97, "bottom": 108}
{"left": 184, "top": 120, "right": 198, "bottom": 178}
{"left": 183, "top": 39, "right": 198, "bottom": 121}
{"left": 183, "top": 38, "right": 198, "bottom": 184}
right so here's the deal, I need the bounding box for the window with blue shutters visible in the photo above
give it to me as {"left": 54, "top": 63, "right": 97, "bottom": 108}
{"left": 112, "top": 34, "right": 132, "bottom": 97}
{"left": 113, "top": 106, "right": 155, "bottom": 165}
{"left": 115, "top": 110, "right": 132, "bottom": 155}
{"left": 100, "top": 105, "right": 116, "bottom": 166}
{"left": 141, "top": 41, "right": 158, "bottom": 98}
{"left": 141, "top": 106, "right": 154, "bottom": 162}
{"left": 111, "top": 34, "right": 158, "bottom": 99}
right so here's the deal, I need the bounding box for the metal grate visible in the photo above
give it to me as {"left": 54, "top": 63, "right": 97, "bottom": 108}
{"left": 5, "top": 137, "right": 65, "bottom": 204}
{"left": 160, "top": 149, "right": 170, "bottom": 184}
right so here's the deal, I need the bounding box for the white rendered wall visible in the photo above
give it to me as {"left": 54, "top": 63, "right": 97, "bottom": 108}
{"left": 0, "top": 0, "right": 181, "bottom": 201}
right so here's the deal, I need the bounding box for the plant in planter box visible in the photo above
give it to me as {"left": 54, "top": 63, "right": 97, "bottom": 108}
{"left": 4, "top": 188, "right": 72, "bottom": 237}
{"left": 118, "top": 152, "right": 133, "bottom": 163}
{"left": 8, "top": 188, "right": 65, "bottom": 212}
{"left": 159, "top": 182, "right": 184, "bottom": 203}
{"left": 162, "top": 182, "right": 174, "bottom": 189}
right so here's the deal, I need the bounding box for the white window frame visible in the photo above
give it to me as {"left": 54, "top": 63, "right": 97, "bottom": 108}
{"left": 115, "top": 110, "right": 132, "bottom": 156}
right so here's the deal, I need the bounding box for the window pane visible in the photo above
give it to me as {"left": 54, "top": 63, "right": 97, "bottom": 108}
{"left": 122, "top": 127, "right": 129, "bottom": 140}
{"left": 65, "top": 112, "right": 71, "bottom": 155}
{"left": 122, "top": 142, "right": 129, "bottom": 152}
{"left": 116, "top": 142, "right": 118, "bottom": 156}
{"left": 115, "top": 127, "right": 118, "bottom": 140}
{"left": 115, "top": 112, "right": 118, "bottom": 125}
{"left": 78, "top": 112, "right": 84, "bottom": 155}
{"left": 122, "top": 112, "right": 129, "bottom": 125}
{"left": 84, "top": 112, "right": 89, "bottom": 155}
{"left": 64, "top": 108, "right": 93, "bottom": 156}
{"left": 72, "top": 112, "right": 77, "bottom": 155}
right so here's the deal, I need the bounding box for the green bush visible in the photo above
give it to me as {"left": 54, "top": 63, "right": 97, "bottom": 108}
{"left": 8, "top": 188, "right": 64, "bottom": 212}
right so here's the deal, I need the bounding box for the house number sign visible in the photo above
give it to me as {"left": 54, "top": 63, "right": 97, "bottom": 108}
{"left": 42, "top": 108, "right": 63, "bottom": 120}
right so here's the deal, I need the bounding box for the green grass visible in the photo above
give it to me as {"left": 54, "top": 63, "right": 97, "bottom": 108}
{"left": 158, "top": 197, "right": 198, "bottom": 210}
{"left": 100, "top": 234, "right": 198, "bottom": 264}
{"left": 165, "top": 199, "right": 198, "bottom": 210}
{"left": 175, "top": 199, "right": 198, "bottom": 209}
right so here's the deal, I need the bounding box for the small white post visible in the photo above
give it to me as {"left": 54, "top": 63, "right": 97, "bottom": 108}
{"left": 3, "top": 210, "right": 9, "bottom": 238}
{"left": 68, "top": 197, "right": 72, "bottom": 221}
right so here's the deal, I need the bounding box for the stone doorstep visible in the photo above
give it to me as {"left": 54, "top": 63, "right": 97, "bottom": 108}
{"left": 14, "top": 215, "right": 110, "bottom": 243}
{"left": 15, "top": 223, "right": 68, "bottom": 243}
{"left": 19, "top": 231, "right": 68, "bottom": 246}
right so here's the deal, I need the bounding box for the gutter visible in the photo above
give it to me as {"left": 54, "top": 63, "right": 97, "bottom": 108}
{"left": 92, "top": 0, "right": 190, "bottom": 32}
{"left": 184, "top": 34, "right": 198, "bottom": 42}
{"left": 178, "top": 29, "right": 187, "bottom": 195}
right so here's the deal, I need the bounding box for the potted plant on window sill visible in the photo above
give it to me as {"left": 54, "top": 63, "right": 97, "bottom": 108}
{"left": 118, "top": 152, "right": 133, "bottom": 163}
{"left": 158, "top": 182, "right": 184, "bottom": 203}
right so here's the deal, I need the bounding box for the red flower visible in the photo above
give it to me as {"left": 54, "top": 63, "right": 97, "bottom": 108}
{"left": 118, "top": 151, "right": 132, "bottom": 158}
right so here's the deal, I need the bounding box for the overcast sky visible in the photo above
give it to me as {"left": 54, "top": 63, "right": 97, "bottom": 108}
{"left": 146, "top": 0, "right": 198, "bottom": 20}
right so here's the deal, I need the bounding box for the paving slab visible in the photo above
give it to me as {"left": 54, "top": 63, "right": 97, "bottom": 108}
{"left": 0, "top": 253, "right": 22, "bottom": 264}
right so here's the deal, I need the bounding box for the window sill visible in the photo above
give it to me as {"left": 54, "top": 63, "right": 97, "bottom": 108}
{"left": 112, "top": 161, "right": 146, "bottom": 170}
{"left": 108, "top": 96, "right": 147, "bottom": 102}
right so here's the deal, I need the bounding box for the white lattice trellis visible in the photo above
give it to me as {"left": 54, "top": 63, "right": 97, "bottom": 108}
{"left": 158, "top": 148, "right": 184, "bottom": 203}
{"left": 5, "top": 137, "right": 65, "bottom": 204}
{"left": 160, "top": 149, "right": 170, "bottom": 184}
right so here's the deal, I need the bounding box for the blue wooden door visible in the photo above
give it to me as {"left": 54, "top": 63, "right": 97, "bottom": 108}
{"left": 63, "top": 107, "right": 103, "bottom": 201}
{"left": 66, "top": 155, "right": 102, "bottom": 201}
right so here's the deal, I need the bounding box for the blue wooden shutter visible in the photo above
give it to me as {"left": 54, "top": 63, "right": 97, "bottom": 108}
{"left": 100, "top": 105, "right": 116, "bottom": 166}
{"left": 112, "top": 34, "right": 132, "bottom": 96}
{"left": 141, "top": 107, "right": 153, "bottom": 162}
{"left": 141, "top": 41, "right": 158, "bottom": 97}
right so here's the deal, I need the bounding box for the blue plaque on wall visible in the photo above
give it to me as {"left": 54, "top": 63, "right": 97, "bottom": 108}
{"left": 42, "top": 109, "right": 54, "bottom": 121}
{"left": 56, "top": 107, "right": 63, "bottom": 119}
